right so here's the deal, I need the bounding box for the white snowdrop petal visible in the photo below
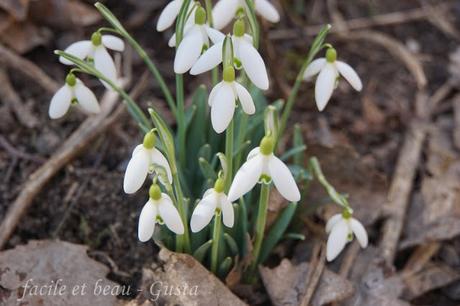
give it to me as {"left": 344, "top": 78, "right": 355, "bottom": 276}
{"left": 239, "top": 40, "right": 269, "bottom": 90}
{"left": 315, "top": 63, "right": 337, "bottom": 112}
{"left": 303, "top": 58, "right": 326, "bottom": 80}
{"left": 150, "top": 148, "right": 173, "bottom": 183}
{"left": 174, "top": 28, "right": 204, "bottom": 74}
{"left": 190, "top": 41, "right": 223, "bottom": 75}
{"left": 49, "top": 85, "right": 72, "bottom": 119}
{"left": 205, "top": 26, "right": 225, "bottom": 44}
{"left": 211, "top": 83, "right": 236, "bottom": 133}
{"left": 102, "top": 35, "right": 125, "bottom": 52}
{"left": 138, "top": 200, "right": 157, "bottom": 242}
{"left": 158, "top": 195, "right": 185, "bottom": 234}
{"left": 350, "top": 219, "right": 368, "bottom": 248}
{"left": 254, "top": 0, "right": 280, "bottom": 22}
{"left": 268, "top": 156, "right": 301, "bottom": 202}
{"left": 234, "top": 82, "right": 255, "bottom": 114}
{"left": 335, "top": 61, "right": 363, "bottom": 91}
{"left": 212, "top": 0, "right": 240, "bottom": 30}
{"left": 74, "top": 82, "right": 100, "bottom": 114}
{"left": 94, "top": 46, "right": 118, "bottom": 89}
{"left": 168, "top": 33, "right": 177, "bottom": 48}
{"left": 326, "top": 220, "right": 349, "bottom": 261}
{"left": 325, "top": 214, "right": 342, "bottom": 233}
{"left": 190, "top": 194, "right": 217, "bottom": 232}
{"left": 228, "top": 155, "right": 263, "bottom": 202}
{"left": 156, "top": 0, "right": 183, "bottom": 32}
{"left": 59, "top": 40, "right": 92, "bottom": 65}
{"left": 220, "top": 195, "right": 234, "bottom": 228}
{"left": 209, "top": 81, "right": 223, "bottom": 106}
{"left": 247, "top": 147, "right": 260, "bottom": 160}
{"left": 123, "top": 148, "right": 150, "bottom": 194}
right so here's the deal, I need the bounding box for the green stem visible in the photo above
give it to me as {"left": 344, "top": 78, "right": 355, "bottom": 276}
{"left": 234, "top": 113, "right": 248, "bottom": 170}
{"left": 176, "top": 75, "right": 186, "bottom": 165}
{"left": 211, "top": 214, "right": 222, "bottom": 273}
{"left": 172, "top": 172, "right": 191, "bottom": 253}
{"left": 94, "top": 3, "right": 176, "bottom": 116}
{"left": 247, "top": 182, "right": 270, "bottom": 280}
{"left": 225, "top": 119, "right": 234, "bottom": 191}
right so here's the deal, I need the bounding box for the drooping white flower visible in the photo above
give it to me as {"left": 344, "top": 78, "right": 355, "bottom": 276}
{"left": 213, "top": 0, "right": 280, "bottom": 30}
{"left": 123, "top": 131, "right": 173, "bottom": 194}
{"left": 191, "top": 19, "right": 269, "bottom": 90}
{"left": 138, "top": 184, "right": 184, "bottom": 241}
{"left": 303, "top": 48, "right": 362, "bottom": 112}
{"left": 209, "top": 66, "right": 255, "bottom": 133}
{"left": 156, "top": 0, "right": 187, "bottom": 32}
{"left": 59, "top": 32, "right": 124, "bottom": 89}
{"left": 49, "top": 73, "right": 100, "bottom": 119}
{"left": 174, "top": 7, "right": 225, "bottom": 74}
{"left": 190, "top": 178, "right": 234, "bottom": 232}
{"left": 326, "top": 212, "right": 368, "bottom": 261}
{"left": 228, "top": 136, "right": 300, "bottom": 202}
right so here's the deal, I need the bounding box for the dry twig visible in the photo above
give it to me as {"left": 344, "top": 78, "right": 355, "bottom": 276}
{"left": 300, "top": 243, "right": 326, "bottom": 306}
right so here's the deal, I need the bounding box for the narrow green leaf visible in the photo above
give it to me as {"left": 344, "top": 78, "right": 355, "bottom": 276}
{"left": 223, "top": 233, "right": 239, "bottom": 256}
{"left": 198, "top": 157, "right": 217, "bottom": 180}
{"left": 280, "top": 145, "right": 307, "bottom": 161}
{"left": 218, "top": 257, "right": 233, "bottom": 279}
{"left": 259, "top": 202, "right": 297, "bottom": 264}
{"left": 193, "top": 239, "right": 213, "bottom": 263}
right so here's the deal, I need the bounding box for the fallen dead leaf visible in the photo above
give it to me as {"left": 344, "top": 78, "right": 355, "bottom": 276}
{"left": 259, "top": 259, "right": 354, "bottom": 306}
{"left": 0, "top": 240, "right": 121, "bottom": 306}
{"left": 126, "top": 248, "right": 247, "bottom": 306}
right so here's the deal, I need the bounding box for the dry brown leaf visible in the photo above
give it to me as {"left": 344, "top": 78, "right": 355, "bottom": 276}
{"left": 0, "top": 20, "right": 51, "bottom": 53}
{"left": 0, "top": 240, "right": 121, "bottom": 306}
{"left": 259, "top": 259, "right": 354, "bottom": 306}
{"left": 342, "top": 247, "right": 410, "bottom": 306}
{"left": 401, "top": 123, "right": 460, "bottom": 249}
{"left": 306, "top": 144, "right": 387, "bottom": 226}
{"left": 0, "top": 0, "right": 30, "bottom": 20}
{"left": 127, "top": 248, "right": 247, "bottom": 306}
{"left": 401, "top": 262, "right": 460, "bottom": 300}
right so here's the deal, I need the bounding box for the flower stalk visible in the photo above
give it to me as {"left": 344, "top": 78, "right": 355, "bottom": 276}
{"left": 211, "top": 212, "right": 222, "bottom": 273}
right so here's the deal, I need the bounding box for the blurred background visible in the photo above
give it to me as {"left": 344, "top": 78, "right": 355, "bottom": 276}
{"left": 1, "top": 0, "right": 460, "bottom": 305}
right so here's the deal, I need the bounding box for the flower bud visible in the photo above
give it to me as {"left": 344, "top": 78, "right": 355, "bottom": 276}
{"left": 223, "top": 66, "right": 235, "bottom": 82}
{"left": 143, "top": 131, "right": 156, "bottom": 149}
{"left": 260, "top": 135, "right": 274, "bottom": 155}
{"left": 233, "top": 19, "right": 245, "bottom": 37}
{"left": 65, "top": 73, "right": 77, "bottom": 87}
{"left": 195, "top": 6, "right": 206, "bottom": 25}
{"left": 214, "top": 177, "right": 225, "bottom": 193}
{"left": 326, "top": 48, "right": 337, "bottom": 63}
{"left": 91, "top": 32, "right": 102, "bottom": 46}
{"left": 149, "top": 184, "right": 162, "bottom": 200}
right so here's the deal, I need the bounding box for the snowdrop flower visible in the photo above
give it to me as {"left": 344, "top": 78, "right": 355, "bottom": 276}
{"left": 190, "top": 178, "right": 234, "bottom": 232}
{"left": 228, "top": 135, "right": 300, "bottom": 202}
{"left": 174, "top": 7, "right": 225, "bottom": 74}
{"left": 123, "top": 131, "right": 173, "bottom": 194}
{"left": 209, "top": 66, "right": 255, "bottom": 133}
{"left": 59, "top": 32, "right": 125, "bottom": 89}
{"left": 303, "top": 48, "right": 362, "bottom": 112}
{"left": 138, "top": 184, "right": 184, "bottom": 242}
{"left": 191, "top": 19, "right": 269, "bottom": 90}
{"left": 49, "top": 73, "right": 100, "bottom": 119}
{"left": 213, "top": 0, "right": 280, "bottom": 30}
{"left": 156, "top": 0, "right": 188, "bottom": 32}
{"left": 326, "top": 210, "right": 368, "bottom": 261}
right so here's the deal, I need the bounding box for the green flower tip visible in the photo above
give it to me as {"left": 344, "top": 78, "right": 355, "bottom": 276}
{"left": 195, "top": 7, "right": 206, "bottom": 25}
{"left": 233, "top": 19, "right": 245, "bottom": 37}
{"left": 260, "top": 135, "right": 274, "bottom": 155}
{"left": 149, "top": 184, "right": 162, "bottom": 201}
{"left": 143, "top": 131, "right": 156, "bottom": 149}
{"left": 65, "top": 73, "right": 77, "bottom": 87}
{"left": 91, "top": 32, "right": 102, "bottom": 46}
{"left": 214, "top": 178, "right": 225, "bottom": 193}
{"left": 326, "top": 48, "right": 337, "bottom": 63}
{"left": 223, "top": 66, "right": 235, "bottom": 82}
{"left": 342, "top": 208, "right": 352, "bottom": 220}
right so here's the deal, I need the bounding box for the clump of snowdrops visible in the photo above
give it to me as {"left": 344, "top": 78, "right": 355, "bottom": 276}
{"left": 49, "top": 0, "right": 368, "bottom": 281}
